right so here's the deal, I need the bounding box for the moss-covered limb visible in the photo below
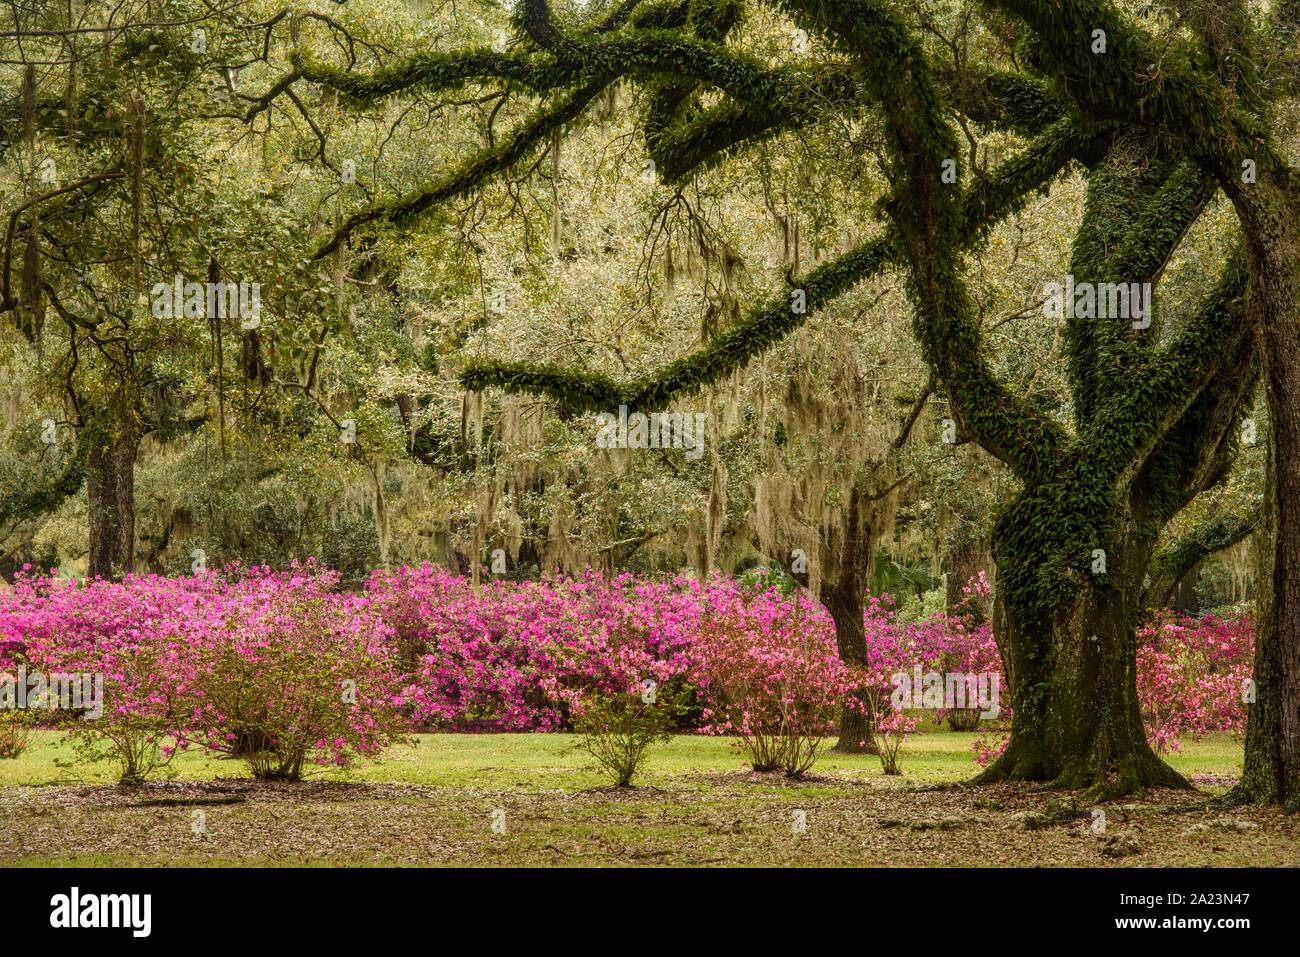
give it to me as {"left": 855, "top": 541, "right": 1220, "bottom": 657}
{"left": 980, "top": 0, "right": 1281, "bottom": 182}
{"left": 1106, "top": 163, "right": 1214, "bottom": 291}
{"left": 1136, "top": 316, "right": 1257, "bottom": 530}
{"left": 1141, "top": 507, "right": 1261, "bottom": 609}
{"left": 639, "top": 0, "right": 749, "bottom": 175}
{"left": 520, "top": 0, "right": 735, "bottom": 54}
{"left": 312, "top": 81, "right": 606, "bottom": 260}
{"left": 635, "top": 0, "right": 817, "bottom": 180}
{"left": 1065, "top": 146, "right": 1215, "bottom": 422}
{"left": 646, "top": 63, "right": 865, "bottom": 180}
{"left": 510, "top": 0, "right": 823, "bottom": 114}
{"left": 959, "top": 116, "right": 1099, "bottom": 243}
{"left": 647, "top": 100, "right": 783, "bottom": 181}
{"left": 1174, "top": 0, "right": 1264, "bottom": 108}
{"left": 935, "top": 66, "right": 1068, "bottom": 135}
{"left": 464, "top": 117, "right": 1089, "bottom": 416}
{"left": 803, "top": 0, "right": 1067, "bottom": 478}
{"left": 291, "top": 14, "right": 810, "bottom": 120}
{"left": 1080, "top": 252, "right": 1249, "bottom": 489}
{"left": 516, "top": 0, "right": 578, "bottom": 53}
{"left": 288, "top": 49, "right": 574, "bottom": 102}
{"left": 463, "top": 235, "right": 898, "bottom": 410}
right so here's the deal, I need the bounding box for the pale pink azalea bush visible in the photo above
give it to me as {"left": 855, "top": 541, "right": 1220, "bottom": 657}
{"left": 180, "top": 569, "right": 409, "bottom": 779}
{"left": 8, "top": 562, "right": 408, "bottom": 782}
{"left": 1135, "top": 610, "right": 1254, "bottom": 754}
{"left": 693, "top": 589, "right": 865, "bottom": 777}
{"left": 874, "top": 707, "right": 918, "bottom": 775}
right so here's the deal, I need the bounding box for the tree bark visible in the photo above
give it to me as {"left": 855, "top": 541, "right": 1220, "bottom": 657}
{"left": 85, "top": 413, "right": 140, "bottom": 580}
{"left": 1232, "top": 188, "right": 1300, "bottom": 807}
{"left": 976, "top": 489, "right": 1189, "bottom": 800}
{"left": 945, "top": 520, "right": 991, "bottom": 618}
{"left": 819, "top": 484, "right": 880, "bottom": 755}
{"left": 822, "top": 570, "right": 879, "bottom": 755}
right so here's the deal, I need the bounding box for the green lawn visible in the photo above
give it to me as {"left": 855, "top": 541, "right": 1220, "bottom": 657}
{"left": 2, "top": 729, "right": 1292, "bottom": 867}
{"left": 0, "top": 727, "right": 1247, "bottom": 790}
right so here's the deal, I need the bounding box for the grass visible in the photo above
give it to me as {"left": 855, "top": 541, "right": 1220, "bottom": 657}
{"left": 1, "top": 729, "right": 1294, "bottom": 867}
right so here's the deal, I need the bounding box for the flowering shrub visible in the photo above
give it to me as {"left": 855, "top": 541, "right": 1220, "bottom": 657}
{"left": 7, "top": 563, "right": 408, "bottom": 782}
{"left": 14, "top": 572, "right": 210, "bottom": 783}
{"left": 860, "top": 579, "right": 1005, "bottom": 735}
{"left": 694, "top": 590, "right": 863, "bottom": 777}
{"left": 0, "top": 563, "right": 1257, "bottom": 781}
{"left": 873, "top": 705, "right": 918, "bottom": 775}
{"left": 1136, "top": 610, "right": 1254, "bottom": 753}
{"left": 571, "top": 651, "right": 684, "bottom": 788}
{"left": 181, "top": 570, "right": 409, "bottom": 780}
{"left": 0, "top": 711, "right": 35, "bottom": 759}
{"left": 972, "top": 730, "right": 1009, "bottom": 769}
{"left": 370, "top": 565, "right": 699, "bottom": 732}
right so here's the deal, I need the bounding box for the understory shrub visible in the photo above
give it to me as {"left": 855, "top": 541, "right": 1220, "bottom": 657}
{"left": 0, "top": 710, "right": 35, "bottom": 759}
{"left": 183, "top": 572, "right": 409, "bottom": 780}
{"left": 694, "top": 591, "right": 863, "bottom": 778}
{"left": 0, "top": 564, "right": 1257, "bottom": 781}
{"left": 573, "top": 685, "right": 681, "bottom": 787}
{"left": 1136, "top": 610, "right": 1253, "bottom": 753}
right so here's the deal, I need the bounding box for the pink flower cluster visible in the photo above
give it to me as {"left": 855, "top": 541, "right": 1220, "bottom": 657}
{"left": 1136, "top": 610, "right": 1254, "bottom": 753}
{"left": 0, "top": 562, "right": 1257, "bottom": 777}
{"left": 364, "top": 565, "right": 702, "bottom": 730}
{"left": 3, "top": 561, "right": 408, "bottom": 777}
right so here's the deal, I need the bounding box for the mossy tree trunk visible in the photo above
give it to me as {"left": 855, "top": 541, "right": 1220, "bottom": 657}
{"left": 978, "top": 485, "right": 1187, "bottom": 798}
{"left": 1231, "top": 187, "right": 1300, "bottom": 808}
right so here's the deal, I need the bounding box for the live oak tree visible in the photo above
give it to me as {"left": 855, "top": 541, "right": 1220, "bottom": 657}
{"left": 968, "top": 0, "right": 1300, "bottom": 805}
{"left": 244, "top": 0, "right": 1296, "bottom": 799}
{"left": 1, "top": 0, "right": 364, "bottom": 579}
{"left": 0, "top": 0, "right": 234, "bottom": 578}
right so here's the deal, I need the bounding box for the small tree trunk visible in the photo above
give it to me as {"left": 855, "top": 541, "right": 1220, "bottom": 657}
{"left": 818, "top": 483, "right": 880, "bottom": 755}
{"left": 944, "top": 525, "right": 985, "bottom": 609}
{"left": 85, "top": 414, "right": 139, "bottom": 580}
{"left": 823, "top": 574, "right": 879, "bottom": 755}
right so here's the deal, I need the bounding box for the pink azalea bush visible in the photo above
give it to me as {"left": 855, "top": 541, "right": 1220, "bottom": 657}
{"left": 693, "top": 588, "right": 864, "bottom": 777}
{"left": 11, "top": 570, "right": 215, "bottom": 782}
{"left": 1136, "top": 610, "right": 1254, "bottom": 753}
{"left": 0, "top": 562, "right": 1257, "bottom": 783}
{"left": 367, "top": 565, "right": 700, "bottom": 731}
{"left": 7, "top": 562, "right": 408, "bottom": 782}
